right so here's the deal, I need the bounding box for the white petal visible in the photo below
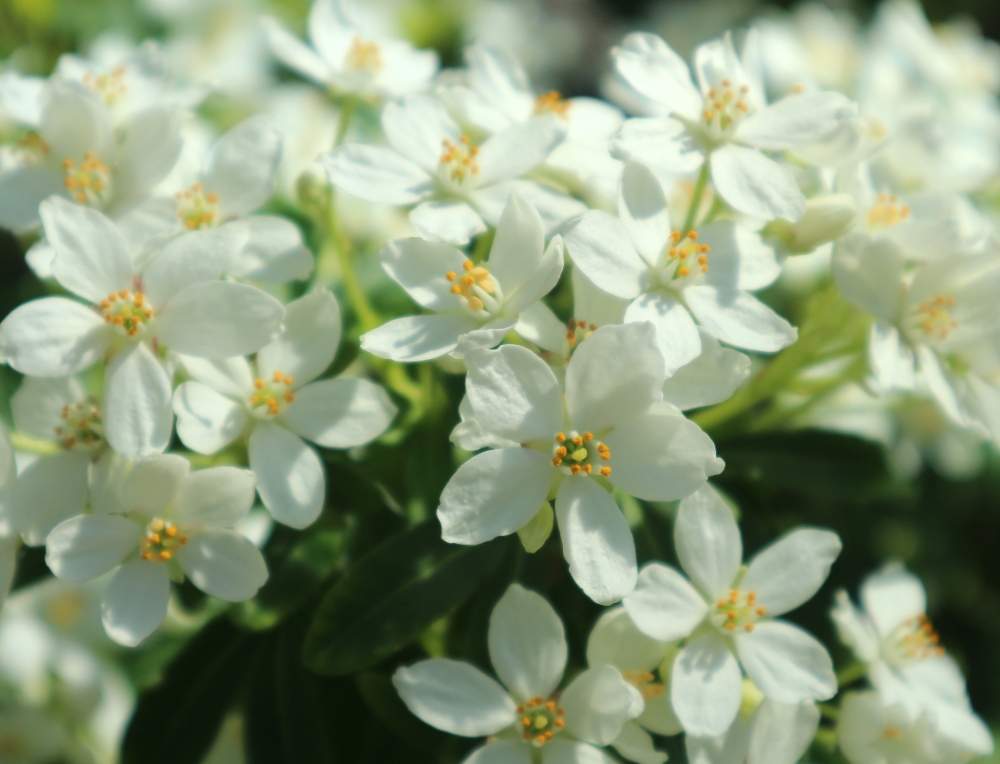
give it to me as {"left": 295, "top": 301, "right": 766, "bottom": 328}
{"left": 561, "top": 665, "right": 640, "bottom": 745}
{"left": 141, "top": 226, "right": 237, "bottom": 308}
{"left": 673, "top": 484, "right": 741, "bottom": 599}
{"left": 322, "top": 144, "right": 431, "bottom": 204}
{"left": 662, "top": 332, "right": 751, "bottom": 410}
{"left": 624, "top": 293, "right": 702, "bottom": 376}
{"left": 831, "top": 236, "right": 905, "bottom": 322}
{"left": 0, "top": 164, "right": 60, "bottom": 234}
{"left": 281, "top": 378, "right": 396, "bottom": 448}
{"left": 503, "top": 234, "right": 565, "bottom": 316}
{"left": 685, "top": 285, "right": 797, "bottom": 353}
{"left": 45, "top": 514, "right": 140, "bottom": 583}
{"left": 477, "top": 118, "right": 563, "bottom": 186}
{"left": 41, "top": 198, "right": 132, "bottom": 303}
{"left": 869, "top": 323, "right": 916, "bottom": 391}
{"left": 392, "top": 659, "right": 516, "bottom": 737}
{"left": 555, "top": 477, "right": 637, "bottom": 605}
{"left": 101, "top": 560, "right": 170, "bottom": 646}
{"left": 172, "top": 381, "right": 248, "bottom": 455}
{"left": 611, "top": 33, "right": 701, "bottom": 118}
{"left": 709, "top": 145, "right": 804, "bottom": 222}
{"left": 619, "top": 162, "right": 670, "bottom": 265}
{"left": 607, "top": 403, "right": 722, "bottom": 502}
{"left": 174, "top": 467, "right": 256, "bottom": 528}
{"left": 742, "top": 529, "right": 841, "bottom": 616}
{"left": 204, "top": 117, "right": 281, "bottom": 217}
{"left": 566, "top": 323, "right": 665, "bottom": 433}
{"left": 257, "top": 288, "right": 342, "bottom": 386}
{"left": 544, "top": 741, "right": 617, "bottom": 764}
{"left": 437, "top": 448, "right": 553, "bottom": 545}
{"left": 735, "top": 620, "right": 836, "bottom": 702}
{"left": 586, "top": 607, "right": 669, "bottom": 672}
{"left": 611, "top": 117, "right": 704, "bottom": 176}
{"left": 360, "top": 314, "right": 474, "bottom": 363}
{"left": 462, "top": 741, "right": 530, "bottom": 764}
{"left": 179, "top": 355, "right": 255, "bottom": 400}
{"left": 40, "top": 80, "right": 110, "bottom": 159}
{"left": 11, "top": 375, "right": 85, "bottom": 439}
{"left": 177, "top": 529, "right": 268, "bottom": 601}
{"left": 859, "top": 562, "right": 927, "bottom": 637}
{"left": 104, "top": 342, "right": 173, "bottom": 458}
{"left": 0, "top": 538, "right": 16, "bottom": 611}
{"left": 464, "top": 344, "right": 562, "bottom": 444}
{"left": 623, "top": 563, "right": 708, "bottom": 642}
{"left": 747, "top": 700, "right": 819, "bottom": 764}
{"left": 231, "top": 215, "right": 314, "bottom": 282}
{"left": 121, "top": 453, "right": 190, "bottom": 517}
{"left": 115, "top": 108, "right": 184, "bottom": 202}
{"left": 485, "top": 194, "right": 545, "bottom": 297}
{"left": 564, "top": 211, "right": 646, "bottom": 299}
{"left": 0, "top": 298, "right": 109, "bottom": 377}
{"left": 699, "top": 221, "right": 782, "bottom": 292}
{"left": 410, "top": 200, "right": 487, "bottom": 245}
{"left": 612, "top": 721, "right": 667, "bottom": 764}
{"left": 156, "top": 281, "right": 284, "bottom": 358}
{"left": 263, "top": 17, "right": 331, "bottom": 85}
{"left": 488, "top": 583, "right": 568, "bottom": 701}
{"left": 12, "top": 452, "right": 89, "bottom": 546}
{"left": 378, "top": 238, "right": 468, "bottom": 312}
{"left": 248, "top": 422, "right": 325, "bottom": 529}
{"left": 670, "top": 633, "right": 742, "bottom": 736}
{"left": 382, "top": 95, "right": 458, "bottom": 171}
{"left": 737, "top": 91, "right": 855, "bottom": 151}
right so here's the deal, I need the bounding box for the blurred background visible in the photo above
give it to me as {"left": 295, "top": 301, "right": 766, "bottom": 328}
{"left": 1, "top": 0, "right": 999, "bottom": 762}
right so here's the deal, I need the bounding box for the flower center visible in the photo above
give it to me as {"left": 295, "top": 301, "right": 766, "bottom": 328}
{"left": 140, "top": 518, "right": 188, "bottom": 562}
{"left": 712, "top": 588, "right": 767, "bottom": 633}
{"left": 54, "top": 398, "right": 103, "bottom": 451}
{"left": 83, "top": 65, "right": 127, "bottom": 106}
{"left": 176, "top": 182, "right": 220, "bottom": 230}
{"left": 551, "top": 430, "right": 612, "bottom": 478}
{"left": 866, "top": 193, "right": 910, "bottom": 229}
{"left": 439, "top": 135, "right": 480, "bottom": 183}
{"left": 99, "top": 290, "right": 153, "bottom": 337}
{"left": 622, "top": 670, "right": 666, "bottom": 700}
{"left": 534, "top": 91, "right": 571, "bottom": 119}
{"left": 661, "top": 229, "right": 710, "bottom": 280}
{"left": 565, "top": 319, "right": 598, "bottom": 349}
{"left": 446, "top": 259, "right": 500, "bottom": 314}
{"left": 249, "top": 370, "right": 296, "bottom": 416}
{"left": 702, "top": 80, "right": 752, "bottom": 132}
{"left": 344, "top": 37, "right": 383, "bottom": 74}
{"left": 63, "top": 152, "right": 112, "bottom": 205}
{"left": 887, "top": 613, "right": 944, "bottom": 664}
{"left": 913, "top": 294, "right": 957, "bottom": 341}
{"left": 516, "top": 697, "right": 566, "bottom": 748}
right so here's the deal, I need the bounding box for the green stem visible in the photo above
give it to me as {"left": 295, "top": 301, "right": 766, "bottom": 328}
{"left": 836, "top": 661, "right": 868, "bottom": 688}
{"left": 682, "top": 163, "right": 710, "bottom": 232}
{"left": 9, "top": 431, "right": 60, "bottom": 456}
{"left": 333, "top": 97, "right": 357, "bottom": 147}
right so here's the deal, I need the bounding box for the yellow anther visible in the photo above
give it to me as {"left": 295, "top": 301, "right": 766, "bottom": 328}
{"left": 83, "top": 65, "right": 127, "bottom": 106}
{"left": 565, "top": 318, "right": 598, "bottom": 348}
{"left": 534, "top": 91, "right": 571, "bottom": 119}
{"left": 99, "top": 289, "right": 153, "bottom": 337}
{"left": 518, "top": 697, "right": 565, "bottom": 748}
{"left": 140, "top": 518, "right": 187, "bottom": 563}
{"left": 714, "top": 589, "right": 766, "bottom": 633}
{"left": 701, "top": 80, "right": 752, "bottom": 131}
{"left": 867, "top": 193, "right": 911, "bottom": 229}
{"left": 664, "top": 229, "right": 710, "bottom": 279}
{"left": 344, "top": 37, "right": 383, "bottom": 73}
{"left": 552, "top": 430, "right": 613, "bottom": 479}
{"left": 54, "top": 398, "right": 102, "bottom": 451}
{"left": 914, "top": 295, "right": 957, "bottom": 341}
{"left": 249, "top": 369, "right": 297, "bottom": 417}
{"left": 439, "top": 135, "right": 480, "bottom": 182}
{"left": 176, "top": 182, "right": 220, "bottom": 230}
{"left": 63, "top": 152, "right": 111, "bottom": 205}
{"left": 446, "top": 259, "right": 496, "bottom": 313}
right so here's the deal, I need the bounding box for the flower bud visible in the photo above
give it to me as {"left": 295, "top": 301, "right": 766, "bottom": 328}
{"left": 767, "top": 193, "right": 857, "bottom": 254}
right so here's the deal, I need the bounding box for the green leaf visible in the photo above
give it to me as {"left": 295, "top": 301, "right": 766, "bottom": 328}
{"left": 303, "top": 522, "right": 509, "bottom": 676}
{"left": 121, "top": 618, "right": 260, "bottom": 764}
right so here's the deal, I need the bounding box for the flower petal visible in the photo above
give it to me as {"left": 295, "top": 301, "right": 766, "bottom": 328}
{"left": 742, "top": 528, "right": 842, "bottom": 617}
{"left": 174, "top": 467, "right": 256, "bottom": 529}
{"left": 281, "top": 378, "right": 396, "bottom": 448}
{"left": 0, "top": 298, "right": 109, "bottom": 377}
{"left": 231, "top": 215, "right": 314, "bottom": 282}
{"left": 461, "top": 741, "right": 530, "bottom": 764}
{"left": 393, "top": 659, "right": 516, "bottom": 737}
{"left": 115, "top": 107, "right": 184, "bottom": 202}
{"left": 488, "top": 583, "right": 568, "bottom": 701}
{"left": 709, "top": 145, "right": 804, "bottom": 222}
{"left": 561, "top": 665, "right": 640, "bottom": 745}
{"left": 360, "top": 314, "right": 475, "bottom": 363}
{"left": 485, "top": 194, "right": 545, "bottom": 298}
{"left": 737, "top": 91, "right": 855, "bottom": 151}
{"left": 670, "top": 633, "right": 741, "bottom": 737}
{"left": 323, "top": 144, "right": 431, "bottom": 205}
{"left": 141, "top": 226, "right": 238, "bottom": 308}
{"left": 203, "top": 117, "right": 281, "bottom": 217}
{"left": 257, "top": 288, "right": 342, "bottom": 386}
{"left": 586, "top": 607, "right": 670, "bottom": 673}
{"left": 673, "top": 484, "right": 742, "bottom": 599}
{"left": 565, "top": 211, "right": 646, "bottom": 299}
{"left": 438, "top": 448, "right": 553, "bottom": 545}
{"left": 410, "top": 200, "right": 487, "bottom": 245}
{"left": 104, "top": 342, "right": 173, "bottom": 458}
{"left": 612, "top": 721, "right": 667, "bottom": 764}
{"left": 555, "top": 477, "right": 637, "bottom": 605}
{"left": 101, "top": 560, "right": 170, "bottom": 646}
{"left": 684, "top": 285, "right": 797, "bottom": 353}
{"left": 735, "top": 620, "right": 836, "bottom": 702}
{"left": 45, "top": 514, "right": 140, "bottom": 583}
{"left": 859, "top": 562, "right": 927, "bottom": 637}
{"left": 747, "top": 700, "right": 820, "bottom": 764}
{"left": 248, "top": 421, "right": 325, "bottom": 529}
{"left": 611, "top": 33, "right": 701, "bottom": 118}
{"left": 662, "top": 332, "right": 751, "bottom": 411}
{"left": 121, "top": 453, "right": 190, "bottom": 517}
{"left": 378, "top": 238, "right": 468, "bottom": 311}
{"left": 619, "top": 162, "right": 670, "bottom": 265}
{"left": 177, "top": 529, "right": 268, "bottom": 601}
{"left": 12, "top": 452, "right": 89, "bottom": 546}
{"left": 623, "top": 563, "right": 708, "bottom": 642}
{"left": 544, "top": 741, "right": 617, "bottom": 764}
{"left": 624, "top": 293, "right": 702, "bottom": 376}
{"left": 173, "top": 381, "right": 248, "bottom": 455}
{"left": 477, "top": 118, "right": 563, "bottom": 186}
{"left": 263, "top": 17, "right": 331, "bottom": 85}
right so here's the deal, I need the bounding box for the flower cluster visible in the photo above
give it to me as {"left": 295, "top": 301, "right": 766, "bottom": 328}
{"left": 0, "top": 0, "right": 997, "bottom": 761}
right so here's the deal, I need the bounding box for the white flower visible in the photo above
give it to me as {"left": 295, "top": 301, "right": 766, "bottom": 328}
{"left": 127, "top": 116, "right": 314, "bottom": 283}
{"left": 0, "top": 78, "right": 183, "bottom": 233}
{"left": 586, "top": 607, "right": 678, "bottom": 763}
{"left": 437, "top": 322, "right": 722, "bottom": 604}
{"left": 565, "top": 162, "right": 796, "bottom": 373}
{"left": 0, "top": 198, "right": 285, "bottom": 457}
{"left": 45, "top": 454, "right": 267, "bottom": 646}
{"left": 394, "top": 583, "right": 643, "bottom": 762}
{"left": 833, "top": 239, "right": 1000, "bottom": 440}
{"left": 174, "top": 288, "right": 396, "bottom": 529}
{"left": 838, "top": 690, "right": 989, "bottom": 764}
{"left": 360, "top": 196, "right": 563, "bottom": 363}
{"left": 623, "top": 484, "right": 840, "bottom": 736}
{"left": 610, "top": 31, "right": 855, "bottom": 220}
{"left": 264, "top": 0, "right": 437, "bottom": 100}
{"left": 831, "top": 563, "right": 993, "bottom": 755}
{"left": 323, "top": 94, "right": 563, "bottom": 244}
